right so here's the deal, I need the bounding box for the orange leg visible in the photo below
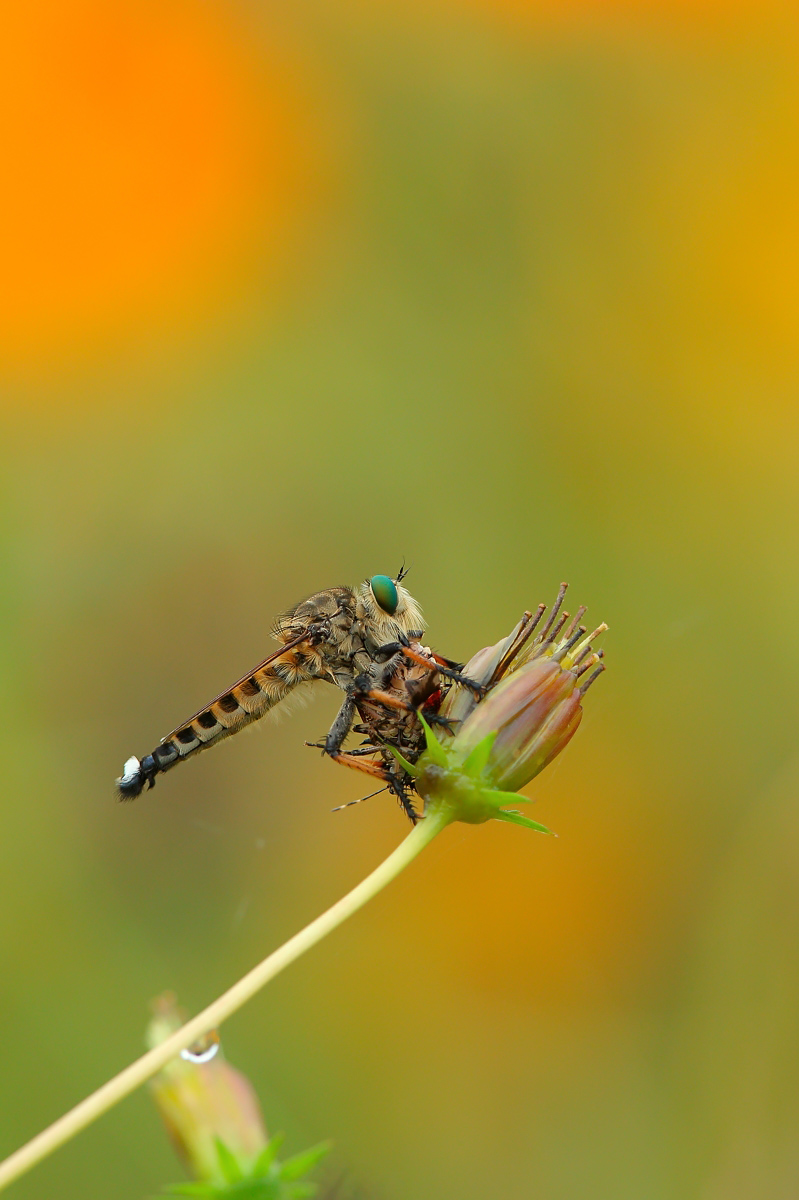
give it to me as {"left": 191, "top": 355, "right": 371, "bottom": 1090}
{"left": 326, "top": 750, "right": 419, "bottom": 823}
{"left": 399, "top": 646, "right": 484, "bottom": 695}
{"left": 362, "top": 687, "right": 409, "bottom": 712}
{"left": 326, "top": 751, "right": 390, "bottom": 780}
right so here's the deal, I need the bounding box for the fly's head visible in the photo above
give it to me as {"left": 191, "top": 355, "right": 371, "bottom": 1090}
{"left": 357, "top": 573, "right": 425, "bottom": 643}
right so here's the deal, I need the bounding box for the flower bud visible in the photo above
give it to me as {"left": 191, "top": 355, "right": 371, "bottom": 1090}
{"left": 147, "top": 993, "right": 268, "bottom": 1184}
{"left": 454, "top": 656, "right": 582, "bottom": 793}
{"left": 438, "top": 617, "right": 529, "bottom": 727}
{"left": 399, "top": 584, "right": 606, "bottom": 834}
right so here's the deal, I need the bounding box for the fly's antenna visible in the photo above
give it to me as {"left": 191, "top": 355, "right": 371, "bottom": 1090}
{"left": 331, "top": 786, "right": 388, "bottom": 812}
{"left": 396, "top": 559, "right": 410, "bottom": 583}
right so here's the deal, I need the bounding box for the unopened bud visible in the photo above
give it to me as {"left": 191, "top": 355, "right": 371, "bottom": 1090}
{"left": 147, "top": 993, "right": 268, "bottom": 1184}
{"left": 453, "top": 656, "right": 582, "bottom": 793}
{"left": 397, "top": 584, "right": 606, "bottom": 833}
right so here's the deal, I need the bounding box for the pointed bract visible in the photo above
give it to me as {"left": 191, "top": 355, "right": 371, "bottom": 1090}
{"left": 416, "top": 712, "right": 449, "bottom": 767}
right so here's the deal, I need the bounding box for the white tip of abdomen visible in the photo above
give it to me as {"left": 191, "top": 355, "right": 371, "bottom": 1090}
{"left": 119, "top": 755, "right": 141, "bottom": 784}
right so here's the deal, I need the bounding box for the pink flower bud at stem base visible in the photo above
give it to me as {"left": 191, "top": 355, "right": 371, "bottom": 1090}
{"left": 147, "top": 993, "right": 269, "bottom": 1184}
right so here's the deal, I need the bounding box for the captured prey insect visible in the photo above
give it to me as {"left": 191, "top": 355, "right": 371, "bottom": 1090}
{"left": 115, "top": 572, "right": 475, "bottom": 823}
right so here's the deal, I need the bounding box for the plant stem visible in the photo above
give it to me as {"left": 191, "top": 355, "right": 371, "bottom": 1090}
{"left": 0, "top": 808, "right": 451, "bottom": 1193}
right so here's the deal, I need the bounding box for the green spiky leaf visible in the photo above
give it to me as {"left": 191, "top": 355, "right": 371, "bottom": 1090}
{"left": 166, "top": 1180, "right": 281, "bottom": 1198}
{"left": 233, "top": 1182, "right": 280, "bottom": 1198}
{"left": 479, "top": 788, "right": 531, "bottom": 806}
{"left": 385, "top": 744, "right": 418, "bottom": 776}
{"left": 251, "top": 1133, "right": 286, "bottom": 1179}
{"left": 216, "top": 1139, "right": 245, "bottom": 1184}
{"left": 278, "top": 1142, "right": 332, "bottom": 1181}
{"left": 417, "top": 713, "right": 448, "bottom": 767}
{"left": 493, "top": 809, "right": 554, "bottom": 835}
{"left": 233, "top": 1182, "right": 283, "bottom": 1198}
{"left": 461, "top": 731, "right": 497, "bottom": 778}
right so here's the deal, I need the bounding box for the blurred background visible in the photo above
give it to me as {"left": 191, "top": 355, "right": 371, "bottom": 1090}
{"left": 1, "top": 1, "right": 798, "bottom": 1197}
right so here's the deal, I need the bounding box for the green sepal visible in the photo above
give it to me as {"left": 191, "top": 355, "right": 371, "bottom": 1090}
{"left": 461, "top": 731, "right": 497, "bottom": 778}
{"left": 493, "top": 809, "right": 555, "bottom": 835}
{"left": 385, "top": 744, "right": 418, "bottom": 777}
{"left": 251, "top": 1134, "right": 285, "bottom": 1179}
{"left": 417, "top": 713, "right": 449, "bottom": 767}
{"left": 479, "top": 788, "right": 531, "bottom": 806}
{"left": 229, "top": 1183, "right": 282, "bottom": 1198}
{"left": 227, "top": 1182, "right": 279, "bottom": 1198}
{"left": 278, "top": 1141, "right": 332, "bottom": 1181}
{"left": 216, "top": 1138, "right": 245, "bottom": 1184}
{"left": 222, "top": 1183, "right": 278, "bottom": 1198}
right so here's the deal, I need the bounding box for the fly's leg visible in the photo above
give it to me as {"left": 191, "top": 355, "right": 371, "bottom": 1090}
{"left": 322, "top": 684, "right": 398, "bottom": 758}
{"left": 322, "top": 750, "right": 389, "bottom": 781}
{"left": 324, "top": 692, "right": 357, "bottom": 756}
{"left": 385, "top": 770, "right": 420, "bottom": 824}
{"left": 342, "top": 656, "right": 455, "bottom": 733}
{"left": 315, "top": 736, "right": 418, "bottom": 821}
{"left": 310, "top": 689, "right": 392, "bottom": 780}
{"left": 405, "top": 648, "right": 484, "bottom": 696}
{"left": 311, "top": 679, "right": 421, "bottom": 823}
{"left": 358, "top": 684, "right": 455, "bottom": 733}
{"left": 374, "top": 638, "right": 485, "bottom": 697}
{"left": 305, "top": 741, "right": 381, "bottom": 757}
{"left": 322, "top": 751, "right": 419, "bottom": 823}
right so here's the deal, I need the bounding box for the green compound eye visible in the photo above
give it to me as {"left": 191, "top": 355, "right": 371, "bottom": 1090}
{"left": 370, "top": 574, "right": 399, "bottom": 615}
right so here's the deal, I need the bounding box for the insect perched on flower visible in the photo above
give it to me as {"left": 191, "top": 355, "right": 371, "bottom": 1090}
{"left": 115, "top": 570, "right": 476, "bottom": 822}
{"left": 116, "top": 574, "right": 605, "bottom": 826}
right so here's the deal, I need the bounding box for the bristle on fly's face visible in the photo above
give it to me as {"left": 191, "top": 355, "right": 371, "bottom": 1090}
{"left": 116, "top": 755, "right": 145, "bottom": 800}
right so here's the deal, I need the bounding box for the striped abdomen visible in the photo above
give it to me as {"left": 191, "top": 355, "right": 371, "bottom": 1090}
{"left": 116, "top": 641, "right": 322, "bottom": 799}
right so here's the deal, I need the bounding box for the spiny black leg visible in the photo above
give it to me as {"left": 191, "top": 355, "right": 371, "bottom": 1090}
{"left": 373, "top": 639, "right": 483, "bottom": 697}
{"left": 321, "top": 686, "right": 395, "bottom": 782}
{"left": 424, "top": 713, "right": 457, "bottom": 733}
{"left": 372, "top": 655, "right": 403, "bottom": 688}
{"left": 385, "top": 641, "right": 484, "bottom": 697}
{"left": 324, "top": 693, "right": 357, "bottom": 758}
{"left": 305, "top": 741, "right": 382, "bottom": 759}
{"left": 387, "top": 772, "right": 420, "bottom": 824}
{"left": 372, "top": 639, "right": 407, "bottom": 661}
{"left": 374, "top": 639, "right": 478, "bottom": 692}
{"left": 431, "top": 664, "right": 485, "bottom": 694}
{"left": 433, "top": 653, "right": 465, "bottom": 671}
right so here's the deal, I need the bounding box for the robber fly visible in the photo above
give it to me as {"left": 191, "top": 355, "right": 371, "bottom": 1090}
{"left": 116, "top": 571, "right": 471, "bottom": 822}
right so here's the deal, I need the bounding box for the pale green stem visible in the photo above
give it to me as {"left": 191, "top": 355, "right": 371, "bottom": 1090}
{"left": 0, "top": 808, "right": 451, "bottom": 1193}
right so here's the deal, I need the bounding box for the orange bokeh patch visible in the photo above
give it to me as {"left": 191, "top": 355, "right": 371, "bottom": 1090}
{"left": 0, "top": 0, "right": 315, "bottom": 362}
